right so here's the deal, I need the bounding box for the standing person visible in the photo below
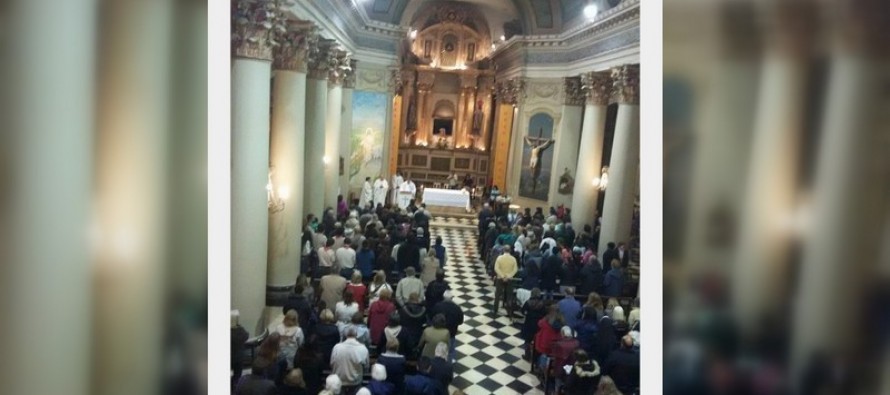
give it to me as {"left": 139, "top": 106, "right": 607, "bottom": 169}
{"left": 334, "top": 289, "right": 360, "bottom": 324}
{"left": 320, "top": 271, "right": 348, "bottom": 313}
{"left": 317, "top": 239, "right": 338, "bottom": 277}
{"left": 373, "top": 175, "right": 389, "bottom": 208}
{"left": 417, "top": 314, "right": 451, "bottom": 359}
{"left": 273, "top": 310, "right": 306, "bottom": 369}
{"left": 395, "top": 267, "right": 425, "bottom": 307}
{"left": 603, "top": 335, "right": 640, "bottom": 394}
{"left": 493, "top": 246, "right": 518, "bottom": 316}
{"left": 391, "top": 172, "right": 404, "bottom": 206}
{"left": 356, "top": 240, "right": 376, "bottom": 282}
{"left": 367, "top": 271, "right": 393, "bottom": 305}
{"left": 431, "top": 236, "right": 447, "bottom": 268}
{"left": 520, "top": 289, "right": 546, "bottom": 357}
{"left": 540, "top": 247, "right": 564, "bottom": 296}
{"left": 345, "top": 272, "right": 368, "bottom": 313}
{"left": 399, "top": 178, "right": 417, "bottom": 210}
{"left": 430, "top": 291, "right": 463, "bottom": 362}
{"left": 376, "top": 340, "right": 407, "bottom": 395}
{"left": 336, "top": 194, "right": 349, "bottom": 220}
{"left": 428, "top": 342, "right": 454, "bottom": 394}
{"left": 278, "top": 368, "right": 309, "bottom": 395}
{"left": 368, "top": 289, "right": 397, "bottom": 347}
{"left": 335, "top": 239, "right": 357, "bottom": 279}
{"left": 424, "top": 270, "right": 449, "bottom": 311}
{"left": 360, "top": 177, "right": 373, "bottom": 209}
{"left": 330, "top": 327, "right": 370, "bottom": 393}
{"left": 601, "top": 242, "right": 617, "bottom": 274}
{"left": 557, "top": 287, "right": 582, "bottom": 328}
{"left": 231, "top": 310, "right": 250, "bottom": 389}
{"left": 563, "top": 350, "right": 602, "bottom": 395}
{"left": 420, "top": 249, "right": 440, "bottom": 286}
{"left": 602, "top": 259, "right": 625, "bottom": 297}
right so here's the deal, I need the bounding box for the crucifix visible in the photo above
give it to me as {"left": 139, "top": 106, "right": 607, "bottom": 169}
{"left": 524, "top": 127, "right": 554, "bottom": 192}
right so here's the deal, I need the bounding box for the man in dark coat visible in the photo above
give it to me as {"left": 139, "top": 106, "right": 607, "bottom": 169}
{"left": 604, "top": 335, "right": 640, "bottom": 394}
{"left": 282, "top": 284, "right": 315, "bottom": 337}
{"left": 430, "top": 291, "right": 464, "bottom": 361}
{"left": 601, "top": 242, "right": 617, "bottom": 274}
{"left": 576, "top": 258, "right": 604, "bottom": 296}
{"left": 397, "top": 235, "right": 421, "bottom": 273}
{"left": 540, "top": 247, "right": 564, "bottom": 294}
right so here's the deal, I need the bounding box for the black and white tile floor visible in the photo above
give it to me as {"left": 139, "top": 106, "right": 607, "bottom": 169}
{"left": 431, "top": 220, "right": 544, "bottom": 395}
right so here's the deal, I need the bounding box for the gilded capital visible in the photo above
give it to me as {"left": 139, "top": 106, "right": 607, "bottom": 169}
{"left": 417, "top": 71, "right": 436, "bottom": 91}
{"left": 580, "top": 72, "right": 612, "bottom": 106}
{"left": 231, "top": 0, "right": 286, "bottom": 61}
{"left": 273, "top": 19, "right": 317, "bottom": 72}
{"left": 610, "top": 65, "right": 639, "bottom": 105}
{"left": 563, "top": 76, "right": 585, "bottom": 106}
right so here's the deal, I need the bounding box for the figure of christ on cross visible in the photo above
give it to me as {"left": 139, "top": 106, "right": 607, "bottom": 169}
{"left": 524, "top": 128, "right": 554, "bottom": 192}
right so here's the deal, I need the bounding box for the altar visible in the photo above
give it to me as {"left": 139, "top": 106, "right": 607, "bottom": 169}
{"left": 422, "top": 187, "right": 471, "bottom": 211}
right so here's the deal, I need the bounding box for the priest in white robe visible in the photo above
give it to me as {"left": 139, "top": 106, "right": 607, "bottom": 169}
{"left": 372, "top": 175, "right": 388, "bottom": 208}
{"left": 398, "top": 178, "right": 416, "bottom": 210}
{"left": 391, "top": 172, "right": 404, "bottom": 205}
{"left": 359, "top": 177, "right": 373, "bottom": 209}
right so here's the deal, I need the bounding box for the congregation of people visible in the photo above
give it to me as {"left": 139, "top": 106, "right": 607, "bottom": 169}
{"left": 233, "top": 183, "right": 462, "bottom": 395}
{"left": 232, "top": 175, "right": 640, "bottom": 395}
{"left": 477, "top": 202, "right": 641, "bottom": 395}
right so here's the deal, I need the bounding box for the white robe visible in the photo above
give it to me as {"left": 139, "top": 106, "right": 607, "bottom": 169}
{"left": 391, "top": 175, "right": 404, "bottom": 204}
{"left": 398, "top": 181, "right": 416, "bottom": 209}
{"left": 359, "top": 181, "right": 373, "bottom": 208}
{"left": 372, "top": 178, "right": 388, "bottom": 208}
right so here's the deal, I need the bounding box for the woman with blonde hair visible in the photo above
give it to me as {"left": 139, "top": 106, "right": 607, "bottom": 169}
{"left": 278, "top": 368, "right": 308, "bottom": 395}
{"left": 368, "top": 270, "right": 393, "bottom": 305}
{"left": 594, "top": 376, "right": 623, "bottom": 395}
{"left": 274, "top": 310, "right": 305, "bottom": 368}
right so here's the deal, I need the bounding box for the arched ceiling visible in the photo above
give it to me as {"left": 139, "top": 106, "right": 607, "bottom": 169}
{"left": 361, "top": 0, "right": 621, "bottom": 35}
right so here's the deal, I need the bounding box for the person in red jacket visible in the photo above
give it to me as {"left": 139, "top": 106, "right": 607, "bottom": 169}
{"left": 534, "top": 304, "right": 564, "bottom": 372}
{"left": 368, "top": 289, "right": 396, "bottom": 347}
{"left": 548, "top": 326, "right": 581, "bottom": 391}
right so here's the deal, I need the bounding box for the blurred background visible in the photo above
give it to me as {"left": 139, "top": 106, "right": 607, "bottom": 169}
{"left": 0, "top": 0, "right": 208, "bottom": 394}
{"left": 663, "top": 0, "right": 889, "bottom": 394}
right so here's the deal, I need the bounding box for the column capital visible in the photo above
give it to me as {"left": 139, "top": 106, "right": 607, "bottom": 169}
{"left": 231, "top": 0, "right": 288, "bottom": 61}
{"left": 478, "top": 76, "right": 496, "bottom": 95}
{"left": 611, "top": 65, "right": 639, "bottom": 105}
{"left": 343, "top": 60, "right": 358, "bottom": 89}
{"left": 759, "top": 1, "right": 817, "bottom": 57}
{"left": 307, "top": 38, "right": 336, "bottom": 80}
{"left": 273, "top": 19, "right": 317, "bottom": 72}
{"left": 459, "top": 73, "right": 478, "bottom": 90}
{"left": 563, "top": 76, "right": 585, "bottom": 106}
{"left": 327, "top": 49, "right": 351, "bottom": 87}
{"left": 417, "top": 70, "right": 436, "bottom": 91}
{"left": 389, "top": 68, "right": 404, "bottom": 95}
{"left": 828, "top": 0, "right": 890, "bottom": 58}
{"left": 496, "top": 78, "right": 526, "bottom": 105}
{"left": 580, "top": 71, "right": 612, "bottom": 106}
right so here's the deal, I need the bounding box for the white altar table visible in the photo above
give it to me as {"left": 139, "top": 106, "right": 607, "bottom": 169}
{"left": 422, "top": 188, "right": 471, "bottom": 211}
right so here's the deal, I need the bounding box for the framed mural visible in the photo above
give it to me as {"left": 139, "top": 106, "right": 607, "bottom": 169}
{"left": 518, "top": 113, "right": 555, "bottom": 201}
{"left": 349, "top": 91, "right": 387, "bottom": 189}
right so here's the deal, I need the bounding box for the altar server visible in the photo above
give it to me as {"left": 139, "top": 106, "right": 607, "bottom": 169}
{"left": 373, "top": 175, "right": 388, "bottom": 208}
{"left": 360, "top": 177, "right": 373, "bottom": 209}
{"left": 399, "top": 178, "right": 416, "bottom": 210}
{"left": 392, "top": 172, "right": 404, "bottom": 205}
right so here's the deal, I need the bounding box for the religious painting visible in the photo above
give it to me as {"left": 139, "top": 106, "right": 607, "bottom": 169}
{"left": 349, "top": 91, "right": 387, "bottom": 189}
{"left": 518, "top": 113, "right": 555, "bottom": 201}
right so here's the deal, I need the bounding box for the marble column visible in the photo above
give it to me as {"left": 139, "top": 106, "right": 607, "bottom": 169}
{"left": 3, "top": 1, "right": 95, "bottom": 393}
{"left": 324, "top": 48, "right": 348, "bottom": 207}
{"left": 570, "top": 72, "right": 612, "bottom": 229}
{"left": 92, "top": 1, "right": 175, "bottom": 394}
{"left": 476, "top": 76, "right": 495, "bottom": 151}
{"left": 682, "top": 2, "right": 759, "bottom": 272}
{"left": 339, "top": 60, "right": 356, "bottom": 200}
{"left": 268, "top": 20, "right": 314, "bottom": 302}
{"left": 304, "top": 39, "right": 332, "bottom": 218}
{"left": 502, "top": 78, "right": 525, "bottom": 194}
{"left": 599, "top": 65, "right": 640, "bottom": 248}
{"left": 790, "top": 0, "right": 886, "bottom": 383}
{"left": 732, "top": 3, "right": 813, "bottom": 336}
{"left": 231, "top": 0, "right": 278, "bottom": 335}
{"left": 548, "top": 78, "right": 585, "bottom": 209}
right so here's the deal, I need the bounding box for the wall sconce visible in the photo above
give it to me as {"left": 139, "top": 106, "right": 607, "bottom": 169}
{"left": 583, "top": 2, "right": 599, "bottom": 19}
{"left": 267, "top": 170, "right": 286, "bottom": 213}
{"left": 322, "top": 156, "right": 330, "bottom": 166}
{"left": 408, "top": 28, "right": 417, "bottom": 39}
{"left": 591, "top": 166, "right": 609, "bottom": 191}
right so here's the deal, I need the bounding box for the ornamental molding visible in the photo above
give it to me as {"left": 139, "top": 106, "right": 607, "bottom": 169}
{"left": 308, "top": 38, "right": 337, "bottom": 80}
{"left": 232, "top": 0, "right": 293, "bottom": 61}
{"left": 417, "top": 71, "right": 436, "bottom": 91}
{"left": 328, "top": 48, "right": 352, "bottom": 86}
{"left": 496, "top": 78, "right": 526, "bottom": 105}
{"left": 610, "top": 64, "right": 639, "bottom": 105}
{"left": 343, "top": 59, "right": 358, "bottom": 89}
{"left": 581, "top": 71, "right": 612, "bottom": 106}
{"left": 273, "top": 19, "right": 317, "bottom": 72}
{"left": 389, "top": 69, "right": 403, "bottom": 95}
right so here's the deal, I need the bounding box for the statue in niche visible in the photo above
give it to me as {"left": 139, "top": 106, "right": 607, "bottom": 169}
{"left": 558, "top": 168, "right": 575, "bottom": 195}
{"left": 524, "top": 129, "right": 554, "bottom": 193}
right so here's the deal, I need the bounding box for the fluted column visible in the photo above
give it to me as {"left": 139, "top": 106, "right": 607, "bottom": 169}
{"left": 599, "top": 65, "right": 640, "bottom": 248}
{"left": 416, "top": 71, "right": 435, "bottom": 145}
{"left": 304, "top": 39, "right": 332, "bottom": 218}
{"left": 570, "top": 72, "right": 612, "bottom": 229}
{"left": 4, "top": 1, "right": 95, "bottom": 393}
{"left": 231, "top": 0, "right": 278, "bottom": 334}
{"left": 267, "top": 20, "right": 314, "bottom": 303}
{"left": 324, "top": 47, "right": 348, "bottom": 206}
{"left": 732, "top": 3, "right": 813, "bottom": 336}
{"left": 790, "top": 0, "right": 886, "bottom": 383}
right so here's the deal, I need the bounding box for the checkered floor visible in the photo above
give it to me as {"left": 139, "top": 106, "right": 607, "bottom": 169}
{"left": 431, "top": 220, "right": 544, "bottom": 395}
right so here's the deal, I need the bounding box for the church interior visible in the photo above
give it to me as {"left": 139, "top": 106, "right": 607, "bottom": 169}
{"left": 231, "top": 0, "right": 640, "bottom": 394}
